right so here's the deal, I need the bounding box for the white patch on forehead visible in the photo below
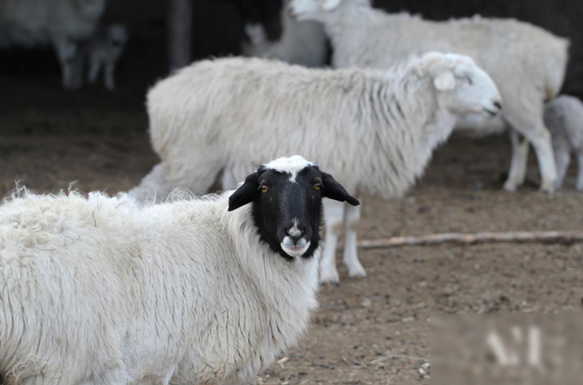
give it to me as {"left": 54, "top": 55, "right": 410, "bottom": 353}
{"left": 264, "top": 155, "right": 315, "bottom": 183}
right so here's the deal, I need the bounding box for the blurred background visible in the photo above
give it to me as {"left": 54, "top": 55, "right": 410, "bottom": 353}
{"left": 1, "top": 0, "right": 581, "bottom": 135}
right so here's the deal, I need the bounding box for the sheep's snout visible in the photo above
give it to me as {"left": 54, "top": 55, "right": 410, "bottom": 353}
{"left": 484, "top": 99, "right": 503, "bottom": 117}
{"left": 279, "top": 218, "right": 312, "bottom": 258}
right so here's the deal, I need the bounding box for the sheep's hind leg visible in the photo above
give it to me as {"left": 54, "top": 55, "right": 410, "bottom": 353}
{"left": 504, "top": 130, "right": 530, "bottom": 192}
{"left": 128, "top": 163, "right": 175, "bottom": 203}
{"left": 320, "top": 200, "right": 345, "bottom": 284}
{"left": 343, "top": 203, "right": 366, "bottom": 279}
{"left": 506, "top": 101, "right": 557, "bottom": 193}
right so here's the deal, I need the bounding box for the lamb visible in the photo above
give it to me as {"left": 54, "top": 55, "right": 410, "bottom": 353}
{"left": 289, "top": 0, "right": 570, "bottom": 193}
{"left": 130, "top": 52, "right": 502, "bottom": 283}
{"left": 543, "top": 95, "right": 583, "bottom": 191}
{"left": 86, "top": 23, "right": 128, "bottom": 90}
{"left": 0, "top": 0, "right": 107, "bottom": 89}
{"left": 242, "top": 0, "right": 327, "bottom": 67}
{"left": 0, "top": 156, "right": 359, "bottom": 384}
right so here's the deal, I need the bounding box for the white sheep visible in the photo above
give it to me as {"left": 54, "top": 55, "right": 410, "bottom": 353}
{"left": 0, "top": 0, "right": 106, "bottom": 89}
{"left": 0, "top": 156, "right": 359, "bottom": 384}
{"left": 289, "top": 0, "right": 570, "bottom": 193}
{"left": 130, "top": 53, "right": 502, "bottom": 283}
{"left": 543, "top": 95, "right": 583, "bottom": 191}
{"left": 242, "top": 0, "right": 327, "bottom": 68}
{"left": 86, "top": 23, "right": 128, "bottom": 90}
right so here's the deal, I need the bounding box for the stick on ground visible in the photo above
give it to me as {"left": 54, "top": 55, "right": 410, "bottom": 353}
{"left": 358, "top": 231, "right": 583, "bottom": 249}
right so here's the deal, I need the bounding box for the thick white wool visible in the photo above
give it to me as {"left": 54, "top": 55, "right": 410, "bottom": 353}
{"left": 0, "top": 189, "right": 319, "bottom": 384}
{"left": 135, "top": 54, "right": 498, "bottom": 201}
{"left": 289, "top": 0, "right": 569, "bottom": 192}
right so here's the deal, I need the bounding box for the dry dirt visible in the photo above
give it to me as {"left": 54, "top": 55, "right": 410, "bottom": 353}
{"left": 2, "top": 55, "right": 583, "bottom": 385}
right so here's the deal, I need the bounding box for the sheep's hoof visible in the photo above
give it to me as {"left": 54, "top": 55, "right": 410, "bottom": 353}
{"left": 347, "top": 266, "right": 367, "bottom": 280}
{"left": 503, "top": 180, "right": 518, "bottom": 192}
{"left": 349, "top": 273, "right": 368, "bottom": 281}
{"left": 540, "top": 180, "right": 556, "bottom": 194}
{"left": 319, "top": 269, "right": 340, "bottom": 286}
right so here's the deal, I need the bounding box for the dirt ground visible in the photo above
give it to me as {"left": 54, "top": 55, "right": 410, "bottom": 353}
{"left": 2, "top": 55, "right": 583, "bottom": 385}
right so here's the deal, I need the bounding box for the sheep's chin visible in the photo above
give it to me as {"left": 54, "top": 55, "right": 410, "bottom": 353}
{"left": 281, "top": 238, "right": 310, "bottom": 258}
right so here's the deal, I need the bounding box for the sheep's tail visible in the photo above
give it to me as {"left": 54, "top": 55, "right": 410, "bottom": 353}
{"left": 544, "top": 37, "right": 570, "bottom": 102}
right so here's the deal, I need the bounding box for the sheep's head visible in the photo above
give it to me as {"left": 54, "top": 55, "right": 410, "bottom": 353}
{"left": 289, "top": 0, "right": 368, "bottom": 21}
{"left": 107, "top": 24, "right": 128, "bottom": 48}
{"left": 423, "top": 52, "right": 503, "bottom": 118}
{"left": 228, "top": 156, "right": 359, "bottom": 260}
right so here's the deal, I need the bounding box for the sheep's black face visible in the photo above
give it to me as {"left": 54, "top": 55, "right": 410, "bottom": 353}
{"left": 228, "top": 157, "right": 359, "bottom": 261}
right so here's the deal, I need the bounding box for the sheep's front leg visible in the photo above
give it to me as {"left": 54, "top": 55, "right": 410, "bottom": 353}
{"left": 343, "top": 202, "right": 366, "bottom": 278}
{"left": 320, "top": 200, "right": 345, "bottom": 284}
{"left": 504, "top": 130, "right": 529, "bottom": 192}
{"left": 52, "top": 34, "right": 81, "bottom": 89}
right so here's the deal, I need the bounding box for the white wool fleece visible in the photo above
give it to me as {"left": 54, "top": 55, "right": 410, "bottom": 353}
{"left": 0, "top": 189, "right": 319, "bottom": 384}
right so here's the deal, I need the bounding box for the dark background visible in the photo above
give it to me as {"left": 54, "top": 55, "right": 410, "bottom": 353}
{"left": 0, "top": 0, "right": 581, "bottom": 136}
{"left": 101, "top": 0, "right": 583, "bottom": 95}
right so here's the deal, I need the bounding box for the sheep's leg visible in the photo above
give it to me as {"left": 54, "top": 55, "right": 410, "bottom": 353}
{"left": 320, "top": 200, "right": 345, "bottom": 284}
{"left": 52, "top": 34, "right": 81, "bottom": 89}
{"left": 128, "top": 163, "right": 175, "bottom": 203}
{"left": 88, "top": 58, "right": 102, "bottom": 84}
{"left": 343, "top": 202, "right": 366, "bottom": 278}
{"left": 105, "top": 62, "right": 116, "bottom": 91}
{"left": 553, "top": 136, "right": 571, "bottom": 190}
{"left": 506, "top": 103, "right": 557, "bottom": 193}
{"left": 528, "top": 126, "right": 557, "bottom": 193}
{"left": 504, "top": 130, "right": 530, "bottom": 192}
{"left": 576, "top": 153, "right": 583, "bottom": 191}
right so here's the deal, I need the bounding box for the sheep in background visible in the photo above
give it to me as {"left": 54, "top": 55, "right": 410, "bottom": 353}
{"left": 0, "top": 156, "right": 359, "bottom": 384}
{"left": 242, "top": 0, "right": 327, "bottom": 67}
{"left": 130, "top": 53, "right": 502, "bottom": 283}
{"left": 289, "top": 0, "right": 569, "bottom": 193}
{"left": 86, "top": 23, "right": 128, "bottom": 90}
{"left": 544, "top": 95, "right": 583, "bottom": 191}
{"left": 0, "top": 0, "right": 107, "bottom": 89}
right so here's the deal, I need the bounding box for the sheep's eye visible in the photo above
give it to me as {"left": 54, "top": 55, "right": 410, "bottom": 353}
{"left": 314, "top": 183, "right": 322, "bottom": 191}
{"left": 465, "top": 76, "right": 473, "bottom": 85}
{"left": 261, "top": 185, "right": 269, "bottom": 193}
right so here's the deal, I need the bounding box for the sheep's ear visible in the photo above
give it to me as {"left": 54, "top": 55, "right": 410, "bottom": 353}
{"left": 322, "top": 0, "right": 343, "bottom": 11}
{"left": 228, "top": 171, "right": 261, "bottom": 211}
{"left": 320, "top": 171, "right": 360, "bottom": 206}
{"left": 434, "top": 71, "right": 456, "bottom": 91}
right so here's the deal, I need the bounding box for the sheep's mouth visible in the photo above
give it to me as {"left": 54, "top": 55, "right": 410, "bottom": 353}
{"left": 483, "top": 108, "right": 499, "bottom": 117}
{"left": 281, "top": 237, "right": 310, "bottom": 258}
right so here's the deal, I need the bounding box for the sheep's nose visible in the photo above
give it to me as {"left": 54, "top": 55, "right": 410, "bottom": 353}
{"left": 493, "top": 100, "right": 502, "bottom": 110}
{"left": 286, "top": 222, "right": 305, "bottom": 241}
